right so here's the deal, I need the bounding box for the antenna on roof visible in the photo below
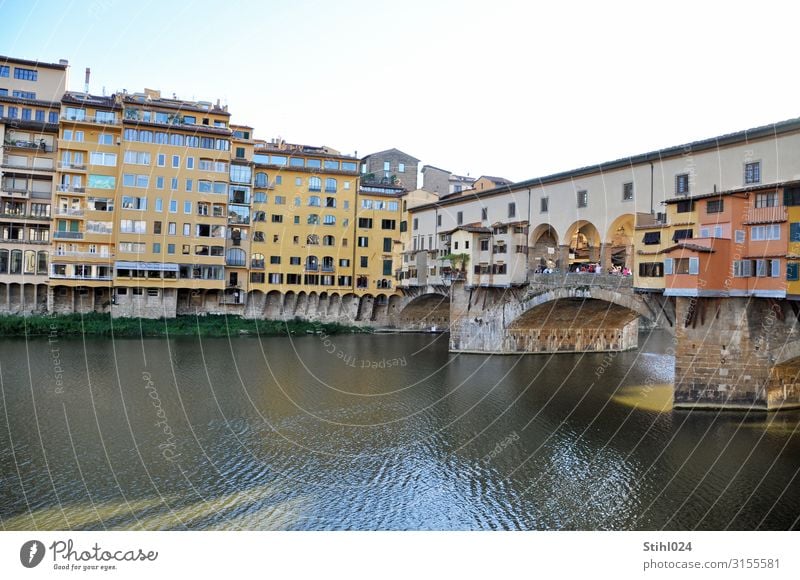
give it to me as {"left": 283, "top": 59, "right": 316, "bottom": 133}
{"left": 84, "top": 68, "right": 90, "bottom": 95}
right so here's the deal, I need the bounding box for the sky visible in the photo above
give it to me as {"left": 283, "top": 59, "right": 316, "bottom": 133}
{"left": 2, "top": 0, "right": 799, "bottom": 183}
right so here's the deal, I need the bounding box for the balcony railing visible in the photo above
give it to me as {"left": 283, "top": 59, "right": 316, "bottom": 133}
{"left": 305, "top": 264, "right": 319, "bottom": 272}
{"left": 0, "top": 238, "right": 50, "bottom": 245}
{"left": 744, "top": 205, "right": 787, "bottom": 224}
{"left": 0, "top": 211, "right": 51, "bottom": 220}
{"left": 2, "top": 158, "right": 55, "bottom": 171}
{"left": 56, "top": 209, "right": 84, "bottom": 217}
{"left": 50, "top": 273, "right": 113, "bottom": 280}
{"left": 61, "top": 115, "right": 118, "bottom": 125}
{"left": 250, "top": 260, "right": 265, "bottom": 269}
{"left": 57, "top": 185, "right": 86, "bottom": 193}
{"left": 3, "top": 140, "right": 54, "bottom": 153}
{"left": 321, "top": 265, "right": 335, "bottom": 272}
{"left": 225, "top": 258, "right": 247, "bottom": 267}
{"left": 53, "top": 231, "right": 84, "bottom": 240}
{"left": 58, "top": 162, "right": 87, "bottom": 171}
{"left": 55, "top": 251, "right": 113, "bottom": 258}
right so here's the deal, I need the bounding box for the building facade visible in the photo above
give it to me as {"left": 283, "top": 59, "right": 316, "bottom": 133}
{"left": 1, "top": 56, "right": 68, "bottom": 314}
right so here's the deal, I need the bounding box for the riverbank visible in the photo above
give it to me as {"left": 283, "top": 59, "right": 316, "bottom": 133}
{"left": 0, "top": 313, "right": 370, "bottom": 338}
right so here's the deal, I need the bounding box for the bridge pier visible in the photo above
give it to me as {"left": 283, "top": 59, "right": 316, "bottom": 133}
{"left": 674, "top": 296, "right": 800, "bottom": 411}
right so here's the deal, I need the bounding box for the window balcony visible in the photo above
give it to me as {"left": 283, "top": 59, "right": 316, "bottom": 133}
{"left": 225, "top": 257, "right": 247, "bottom": 267}
{"left": 743, "top": 205, "right": 787, "bottom": 224}
{"left": 58, "top": 162, "right": 87, "bottom": 171}
{"left": 57, "top": 185, "right": 86, "bottom": 193}
{"left": 53, "top": 231, "right": 84, "bottom": 240}
{"left": 321, "top": 265, "right": 335, "bottom": 272}
{"left": 56, "top": 209, "right": 84, "bottom": 217}
{"left": 61, "top": 115, "right": 118, "bottom": 125}
{"left": 3, "top": 139, "right": 54, "bottom": 153}
{"left": 50, "top": 273, "right": 113, "bottom": 280}
{"left": 305, "top": 264, "right": 319, "bottom": 272}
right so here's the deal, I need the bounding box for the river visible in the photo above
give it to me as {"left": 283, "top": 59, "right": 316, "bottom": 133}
{"left": 1, "top": 329, "right": 798, "bottom": 530}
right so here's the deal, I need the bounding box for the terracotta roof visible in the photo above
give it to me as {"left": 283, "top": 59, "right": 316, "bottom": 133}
{"left": 0, "top": 55, "right": 68, "bottom": 70}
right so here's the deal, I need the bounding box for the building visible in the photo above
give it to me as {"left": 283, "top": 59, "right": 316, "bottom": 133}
{"left": 361, "top": 148, "right": 419, "bottom": 192}
{"left": 472, "top": 175, "right": 513, "bottom": 192}
{"left": 406, "top": 116, "right": 800, "bottom": 293}
{"left": 420, "top": 164, "right": 476, "bottom": 196}
{"left": 248, "top": 139, "right": 360, "bottom": 294}
{"left": 1, "top": 56, "right": 68, "bottom": 313}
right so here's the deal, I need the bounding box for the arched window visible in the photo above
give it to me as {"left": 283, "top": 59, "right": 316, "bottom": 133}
{"left": 250, "top": 253, "right": 265, "bottom": 268}
{"left": 307, "top": 234, "right": 319, "bottom": 245}
{"left": 323, "top": 235, "right": 335, "bottom": 246}
{"left": 255, "top": 172, "right": 268, "bottom": 188}
{"left": 37, "top": 251, "right": 48, "bottom": 274}
{"left": 309, "top": 177, "right": 321, "bottom": 192}
{"left": 325, "top": 178, "right": 337, "bottom": 193}
{"left": 10, "top": 250, "right": 22, "bottom": 274}
{"left": 0, "top": 249, "right": 8, "bottom": 274}
{"left": 308, "top": 196, "right": 321, "bottom": 207}
{"left": 322, "top": 256, "right": 335, "bottom": 271}
{"left": 225, "top": 248, "right": 246, "bottom": 267}
{"left": 23, "top": 250, "right": 35, "bottom": 274}
{"left": 305, "top": 256, "right": 319, "bottom": 271}
{"left": 307, "top": 214, "right": 320, "bottom": 225}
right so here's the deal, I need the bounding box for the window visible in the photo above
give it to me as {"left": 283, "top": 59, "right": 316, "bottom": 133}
{"left": 788, "top": 262, "right": 799, "bottom": 282}
{"left": 457, "top": 211, "right": 463, "bottom": 225}
{"left": 358, "top": 217, "right": 373, "bottom": 229}
{"left": 187, "top": 157, "right": 194, "bottom": 170}
{"left": 184, "top": 201, "right": 192, "bottom": 214}
{"left": 735, "top": 229, "right": 746, "bottom": 244}
{"left": 676, "top": 173, "right": 690, "bottom": 195}
{"left": 120, "top": 219, "right": 146, "bottom": 233}
{"left": 325, "top": 178, "right": 337, "bottom": 193}
{"left": 172, "top": 155, "right": 180, "bottom": 168}
{"left": 784, "top": 187, "right": 800, "bottom": 207}
{"left": 642, "top": 232, "right": 661, "bottom": 245}
{"left": 0, "top": 65, "right": 7, "bottom": 77}
{"left": 751, "top": 224, "right": 781, "bottom": 241}
{"left": 540, "top": 197, "right": 549, "bottom": 213}
{"left": 309, "top": 177, "right": 322, "bottom": 192}
{"left": 755, "top": 191, "right": 778, "bottom": 208}
{"left": 672, "top": 229, "right": 692, "bottom": 242}
{"left": 14, "top": 67, "right": 38, "bottom": 81}
{"left": 733, "top": 260, "right": 752, "bottom": 278}
{"left": 272, "top": 214, "right": 283, "bottom": 223}
{"left": 663, "top": 258, "right": 673, "bottom": 275}
{"left": 745, "top": 161, "right": 761, "bottom": 185}
{"left": 360, "top": 256, "right": 368, "bottom": 268}
{"left": 638, "top": 262, "right": 664, "bottom": 278}
{"left": 358, "top": 236, "right": 369, "bottom": 247}
{"left": 623, "top": 182, "right": 634, "bottom": 201}
{"left": 168, "top": 222, "right": 177, "bottom": 235}
{"left": 508, "top": 202, "right": 516, "bottom": 218}
{"left": 169, "top": 200, "right": 178, "bottom": 213}
{"left": 381, "top": 219, "right": 396, "bottom": 230}
{"left": 413, "top": 218, "right": 418, "bottom": 231}
{"left": 383, "top": 237, "right": 392, "bottom": 252}
{"left": 121, "top": 196, "right": 147, "bottom": 210}
{"left": 91, "top": 152, "right": 118, "bottom": 166}
{"left": 790, "top": 223, "right": 800, "bottom": 242}
{"left": 577, "top": 190, "right": 588, "bottom": 208}
{"left": 676, "top": 200, "right": 693, "bottom": 213}
{"left": 123, "top": 151, "right": 149, "bottom": 165}
{"left": 97, "top": 134, "right": 112, "bottom": 146}
{"left": 706, "top": 199, "right": 723, "bottom": 214}
{"left": 153, "top": 221, "right": 162, "bottom": 234}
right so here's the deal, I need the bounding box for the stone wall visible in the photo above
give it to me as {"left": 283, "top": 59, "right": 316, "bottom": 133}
{"left": 674, "top": 297, "right": 800, "bottom": 410}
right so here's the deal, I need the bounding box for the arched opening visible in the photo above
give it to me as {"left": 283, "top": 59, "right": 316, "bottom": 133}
{"left": 564, "top": 220, "right": 601, "bottom": 270}
{"left": 507, "top": 297, "right": 639, "bottom": 353}
{"left": 399, "top": 293, "right": 450, "bottom": 330}
{"left": 604, "top": 214, "right": 635, "bottom": 271}
{"left": 529, "top": 223, "right": 560, "bottom": 272}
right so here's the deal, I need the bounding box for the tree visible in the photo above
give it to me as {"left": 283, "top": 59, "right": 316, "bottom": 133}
{"left": 444, "top": 252, "right": 470, "bottom": 272}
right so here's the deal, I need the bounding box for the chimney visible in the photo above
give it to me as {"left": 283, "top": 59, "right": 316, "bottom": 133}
{"left": 59, "top": 59, "right": 69, "bottom": 66}
{"left": 84, "top": 68, "right": 90, "bottom": 94}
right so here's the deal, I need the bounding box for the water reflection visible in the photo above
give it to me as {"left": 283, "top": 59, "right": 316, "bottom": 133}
{"left": 0, "top": 330, "right": 798, "bottom": 530}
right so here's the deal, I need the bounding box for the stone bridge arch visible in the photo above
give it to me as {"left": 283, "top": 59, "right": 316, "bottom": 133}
{"left": 397, "top": 291, "right": 451, "bottom": 330}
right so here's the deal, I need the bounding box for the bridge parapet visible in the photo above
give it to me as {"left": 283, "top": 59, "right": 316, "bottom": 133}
{"left": 528, "top": 272, "right": 633, "bottom": 290}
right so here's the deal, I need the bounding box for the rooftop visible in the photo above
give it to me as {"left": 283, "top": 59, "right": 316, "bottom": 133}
{"left": 0, "top": 55, "right": 69, "bottom": 71}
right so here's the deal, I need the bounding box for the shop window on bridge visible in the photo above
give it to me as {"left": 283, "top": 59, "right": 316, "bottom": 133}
{"left": 643, "top": 231, "right": 661, "bottom": 245}
{"left": 638, "top": 262, "right": 663, "bottom": 277}
{"left": 787, "top": 262, "right": 799, "bottom": 282}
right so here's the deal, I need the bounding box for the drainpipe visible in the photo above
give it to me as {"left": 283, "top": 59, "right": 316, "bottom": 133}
{"left": 649, "top": 160, "right": 654, "bottom": 215}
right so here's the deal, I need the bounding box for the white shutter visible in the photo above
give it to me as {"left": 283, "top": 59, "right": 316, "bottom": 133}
{"left": 689, "top": 257, "right": 699, "bottom": 275}
{"left": 664, "top": 258, "right": 673, "bottom": 275}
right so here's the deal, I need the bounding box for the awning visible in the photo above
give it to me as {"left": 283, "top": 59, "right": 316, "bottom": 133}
{"left": 643, "top": 232, "right": 661, "bottom": 244}
{"left": 115, "top": 261, "right": 179, "bottom": 272}
{"left": 673, "top": 229, "right": 693, "bottom": 242}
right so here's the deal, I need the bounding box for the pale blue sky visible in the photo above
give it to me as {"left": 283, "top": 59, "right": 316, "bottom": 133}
{"left": 2, "top": 0, "right": 799, "bottom": 182}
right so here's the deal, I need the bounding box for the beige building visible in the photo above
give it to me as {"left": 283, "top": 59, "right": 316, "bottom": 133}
{"left": 1, "top": 56, "right": 68, "bottom": 313}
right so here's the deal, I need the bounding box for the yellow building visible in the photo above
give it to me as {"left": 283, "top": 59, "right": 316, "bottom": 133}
{"left": 354, "top": 182, "right": 403, "bottom": 295}
{"left": 633, "top": 199, "right": 698, "bottom": 292}
{"left": 248, "top": 140, "right": 360, "bottom": 295}
{"left": 1, "top": 56, "right": 68, "bottom": 313}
